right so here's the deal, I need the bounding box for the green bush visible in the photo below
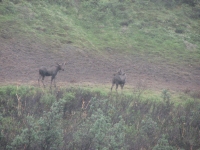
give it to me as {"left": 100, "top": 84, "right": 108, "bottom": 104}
{"left": 10, "top": 116, "right": 39, "bottom": 150}
{"left": 153, "top": 135, "right": 175, "bottom": 150}
{"left": 0, "top": 85, "right": 200, "bottom": 149}
{"left": 37, "top": 100, "right": 64, "bottom": 150}
{"left": 10, "top": 99, "right": 65, "bottom": 150}
{"left": 72, "top": 108, "right": 126, "bottom": 149}
{"left": 40, "top": 93, "right": 56, "bottom": 106}
{"left": 0, "top": 1, "right": 16, "bottom": 14}
{"left": 141, "top": 117, "right": 158, "bottom": 137}
{"left": 62, "top": 92, "right": 76, "bottom": 115}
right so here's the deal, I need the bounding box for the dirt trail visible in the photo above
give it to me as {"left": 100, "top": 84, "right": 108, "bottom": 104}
{"left": 0, "top": 37, "right": 200, "bottom": 92}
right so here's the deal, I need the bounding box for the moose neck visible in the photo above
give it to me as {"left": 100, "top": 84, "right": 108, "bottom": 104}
{"left": 55, "top": 66, "right": 61, "bottom": 73}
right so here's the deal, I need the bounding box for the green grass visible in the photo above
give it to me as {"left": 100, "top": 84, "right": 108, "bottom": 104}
{"left": 1, "top": 84, "right": 199, "bottom": 109}
{"left": 55, "top": 83, "right": 200, "bottom": 107}
{"left": 0, "top": 0, "right": 200, "bottom": 65}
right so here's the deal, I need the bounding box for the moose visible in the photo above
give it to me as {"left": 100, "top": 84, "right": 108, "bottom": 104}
{"left": 111, "top": 69, "right": 126, "bottom": 91}
{"left": 38, "top": 62, "right": 66, "bottom": 88}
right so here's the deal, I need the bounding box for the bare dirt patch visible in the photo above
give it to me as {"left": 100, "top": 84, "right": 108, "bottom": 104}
{"left": 0, "top": 36, "right": 200, "bottom": 92}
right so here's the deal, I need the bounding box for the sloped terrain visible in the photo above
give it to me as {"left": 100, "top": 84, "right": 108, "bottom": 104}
{"left": 0, "top": 0, "right": 200, "bottom": 91}
{"left": 0, "top": 36, "right": 200, "bottom": 91}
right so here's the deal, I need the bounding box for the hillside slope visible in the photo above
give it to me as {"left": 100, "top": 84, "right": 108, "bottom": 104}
{"left": 1, "top": 36, "right": 199, "bottom": 91}
{"left": 0, "top": 0, "right": 200, "bottom": 91}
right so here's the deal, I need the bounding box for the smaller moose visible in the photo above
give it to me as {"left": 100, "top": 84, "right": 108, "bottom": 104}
{"left": 38, "top": 62, "right": 66, "bottom": 88}
{"left": 111, "top": 69, "right": 126, "bottom": 92}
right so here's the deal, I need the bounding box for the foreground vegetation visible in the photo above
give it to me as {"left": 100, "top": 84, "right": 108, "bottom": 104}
{"left": 0, "top": 0, "right": 200, "bottom": 65}
{"left": 0, "top": 85, "right": 200, "bottom": 150}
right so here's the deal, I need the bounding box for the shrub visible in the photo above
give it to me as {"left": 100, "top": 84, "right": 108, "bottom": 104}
{"left": 0, "top": 1, "right": 16, "bottom": 14}
{"left": 10, "top": 116, "right": 39, "bottom": 150}
{"left": 35, "top": 99, "right": 65, "bottom": 150}
{"left": 40, "top": 93, "right": 56, "bottom": 106}
{"left": 72, "top": 107, "right": 126, "bottom": 149}
{"left": 1, "top": 86, "right": 200, "bottom": 149}
{"left": 175, "top": 28, "right": 184, "bottom": 34}
{"left": 141, "top": 117, "right": 158, "bottom": 137}
{"left": 10, "top": 99, "right": 65, "bottom": 150}
{"left": 153, "top": 135, "right": 175, "bottom": 150}
{"left": 62, "top": 92, "right": 76, "bottom": 115}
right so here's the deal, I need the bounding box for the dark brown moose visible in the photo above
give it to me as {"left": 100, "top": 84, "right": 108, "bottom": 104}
{"left": 111, "top": 69, "right": 126, "bottom": 91}
{"left": 38, "top": 62, "right": 66, "bottom": 88}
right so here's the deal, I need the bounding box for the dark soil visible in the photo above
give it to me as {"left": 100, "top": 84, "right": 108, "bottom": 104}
{"left": 0, "top": 36, "right": 200, "bottom": 92}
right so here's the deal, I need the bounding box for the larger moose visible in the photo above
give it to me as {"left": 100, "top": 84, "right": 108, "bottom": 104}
{"left": 38, "top": 62, "right": 66, "bottom": 88}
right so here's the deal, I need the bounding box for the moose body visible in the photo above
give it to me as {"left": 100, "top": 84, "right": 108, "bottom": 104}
{"left": 38, "top": 63, "right": 65, "bottom": 88}
{"left": 111, "top": 69, "right": 126, "bottom": 91}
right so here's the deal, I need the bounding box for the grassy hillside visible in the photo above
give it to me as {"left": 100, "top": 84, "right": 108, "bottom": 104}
{"left": 0, "top": 0, "right": 200, "bottom": 65}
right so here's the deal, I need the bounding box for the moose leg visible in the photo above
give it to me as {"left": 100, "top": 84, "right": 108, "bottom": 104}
{"left": 54, "top": 78, "right": 56, "bottom": 87}
{"left": 120, "top": 84, "right": 124, "bottom": 94}
{"left": 50, "top": 77, "right": 53, "bottom": 88}
{"left": 41, "top": 76, "right": 45, "bottom": 88}
{"left": 111, "top": 83, "right": 115, "bottom": 91}
{"left": 116, "top": 84, "right": 119, "bottom": 92}
{"left": 51, "top": 76, "right": 57, "bottom": 88}
{"left": 38, "top": 75, "right": 41, "bottom": 87}
{"left": 120, "top": 84, "right": 124, "bottom": 90}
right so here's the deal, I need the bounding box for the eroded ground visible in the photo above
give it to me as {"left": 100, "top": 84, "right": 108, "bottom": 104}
{"left": 0, "top": 37, "right": 200, "bottom": 92}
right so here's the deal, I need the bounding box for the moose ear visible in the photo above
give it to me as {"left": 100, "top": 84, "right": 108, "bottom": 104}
{"left": 60, "top": 62, "right": 66, "bottom": 65}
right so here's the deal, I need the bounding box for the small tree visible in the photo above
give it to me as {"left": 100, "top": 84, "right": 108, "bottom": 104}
{"left": 153, "top": 135, "right": 175, "bottom": 150}
{"left": 10, "top": 116, "right": 39, "bottom": 150}
{"left": 38, "top": 99, "right": 65, "bottom": 150}
{"left": 10, "top": 99, "right": 65, "bottom": 150}
{"left": 72, "top": 108, "right": 126, "bottom": 149}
